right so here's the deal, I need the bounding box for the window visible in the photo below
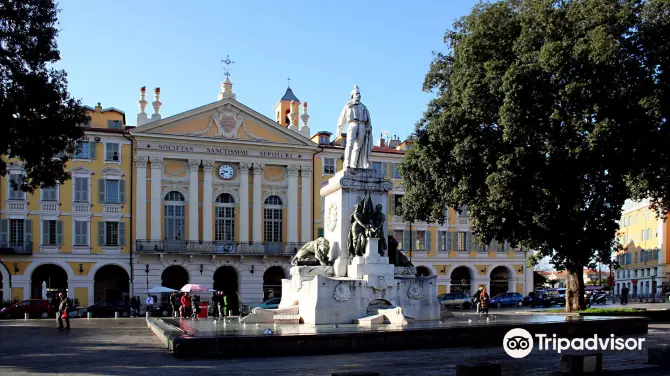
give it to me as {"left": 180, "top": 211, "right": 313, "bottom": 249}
{"left": 107, "top": 120, "right": 122, "bottom": 129}
{"left": 41, "top": 220, "right": 62, "bottom": 245}
{"left": 437, "top": 231, "right": 447, "bottom": 252}
{"left": 104, "top": 143, "right": 120, "bottom": 161}
{"left": 98, "top": 179, "right": 125, "bottom": 204}
{"left": 323, "top": 158, "right": 335, "bottom": 174}
{"left": 459, "top": 205, "right": 468, "bottom": 217}
{"left": 372, "top": 161, "right": 382, "bottom": 175}
{"left": 8, "top": 219, "right": 24, "bottom": 245}
{"left": 264, "top": 195, "right": 283, "bottom": 243}
{"left": 391, "top": 194, "right": 403, "bottom": 216}
{"left": 319, "top": 135, "right": 329, "bottom": 145}
{"left": 74, "top": 177, "right": 90, "bottom": 202}
{"left": 393, "top": 163, "right": 401, "bottom": 179}
{"left": 317, "top": 227, "right": 324, "bottom": 238}
{"left": 393, "top": 230, "right": 404, "bottom": 250}
{"left": 456, "top": 232, "right": 467, "bottom": 251}
{"left": 8, "top": 174, "right": 25, "bottom": 200}
{"left": 164, "top": 191, "right": 185, "bottom": 241}
{"left": 74, "top": 221, "right": 88, "bottom": 246}
{"left": 215, "top": 193, "right": 235, "bottom": 242}
{"left": 41, "top": 186, "right": 58, "bottom": 201}
{"left": 74, "top": 141, "right": 96, "bottom": 159}
{"left": 634, "top": 252, "right": 638, "bottom": 263}
{"left": 97, "top": 221, "right": 125, "bottom": 247}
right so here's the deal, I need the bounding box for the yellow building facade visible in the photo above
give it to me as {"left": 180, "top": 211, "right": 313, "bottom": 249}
{"left": 0, "top": 80, "right": 533, "bottom": 311}
{"left": 0, "top": 103, "right": 132, "bottom": 307}
{"left": 614, "top": 199, "right": 669, "bottom": 297}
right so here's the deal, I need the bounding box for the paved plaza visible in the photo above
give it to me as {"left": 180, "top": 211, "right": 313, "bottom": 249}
{"left": 0, "top": 317, "right": 668, "bottom": 376}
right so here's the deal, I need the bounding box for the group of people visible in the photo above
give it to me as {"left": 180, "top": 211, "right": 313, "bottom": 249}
{"left": 128, "top": 296, "right": 144, "bottom": 317}
{"left": 169, "top": 292, "right": 203, "bottom": 319}
{"left": 211, "top": 291, "right": 228, "bottom": 318}
{"left": 471, "top": 286, "right": 490, "bottom": 314}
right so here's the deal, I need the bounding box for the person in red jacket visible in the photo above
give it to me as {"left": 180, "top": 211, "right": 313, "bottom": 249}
{"left": 180, "top": 293, "right": 192, "bottom": 318}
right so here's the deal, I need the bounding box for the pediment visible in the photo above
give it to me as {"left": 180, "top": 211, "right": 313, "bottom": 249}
{"left": 132, "top": 99, "right": 313, "bottom": 147}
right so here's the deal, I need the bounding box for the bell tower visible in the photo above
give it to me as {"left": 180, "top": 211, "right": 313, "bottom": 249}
{"left": 274, "top": 78, "right": 300, "bottom": 130}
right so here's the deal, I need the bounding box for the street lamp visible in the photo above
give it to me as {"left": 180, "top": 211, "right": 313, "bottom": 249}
{"left": 651, "top": 267, "right": 657, "bottom": 303}
{"left": 145, "top": 264, "right": 150, "bottom": 292}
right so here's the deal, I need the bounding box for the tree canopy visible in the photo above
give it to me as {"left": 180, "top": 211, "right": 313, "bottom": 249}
{"left": 1, "top": 0, "right": 88, "bottom": 192}
{"left": 399, "top": 0, "right": 669, "bottom": 309}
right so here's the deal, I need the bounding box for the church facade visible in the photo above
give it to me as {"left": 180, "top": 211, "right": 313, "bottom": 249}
{"left": 0, "top": 78, "right": 532, "bottom": 311}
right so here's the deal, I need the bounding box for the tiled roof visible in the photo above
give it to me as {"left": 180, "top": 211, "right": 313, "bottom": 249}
{"left": 280, "top": 88, "right": 300, "bottom": 102}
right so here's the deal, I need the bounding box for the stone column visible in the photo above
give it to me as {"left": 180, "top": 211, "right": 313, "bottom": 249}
{"left": 300, "top": 166, "right": 312, "bottom": 242}
{"left": 187, "top": 159, "right": 200, "bottom": 241}
{"left": 202, "top": 160, "right": 215, "bottom": 241}
{"left": 252, "top": 163, "right": 264, "bottom": 243}
{"left": 239, "top": 163, "right": 250, "bottom": 243}
{"left": 149, "top": 156, "right": 163, "bottom": 240}
{"left": 135, "top": 156, "right": 148, "bottom": 240}
{"left": 287, "top": 165, "right": 299, "bottom": 243}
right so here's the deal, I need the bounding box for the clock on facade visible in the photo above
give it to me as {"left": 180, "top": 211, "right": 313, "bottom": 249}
{"left": 218, "top": 164, "right": 234, "bottom": 180}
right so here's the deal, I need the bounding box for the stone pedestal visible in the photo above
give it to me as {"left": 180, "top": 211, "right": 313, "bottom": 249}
{"left": 347, "top": 238, "right": 395, "bottom": 291}
{"left": 320, "top": 168, "right": 392, "bottom": 275}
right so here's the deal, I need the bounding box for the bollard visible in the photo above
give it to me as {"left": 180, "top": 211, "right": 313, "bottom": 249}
{"left": 648, "top": 346, "right": 670, "bottom": 368}
{"left": 87, "top": 311, "right": 92, "bottom": 319}
{"left": 559, "top": 353, "right": 602, "bottom": 374}
{"left": 146, "top": 311, "right": 150, "bottom": 319}
{"left": 456, "top": 363, "right": 501, "bottom": 376}
{"left": 114, "top": 312, "right": 120, "bottom": 319}
{"left": 24, "top": 312, "right": 29, "bottom": 320}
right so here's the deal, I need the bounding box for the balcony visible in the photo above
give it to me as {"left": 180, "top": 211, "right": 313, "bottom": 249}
{"left": 103, "top": 205, "right": 122, "bottom": 214}
{"left": 6, "top": 201, "right": 27, "bottom": 211}
{"left": 0, "top": 241, "right": 33, "bottom": 254}
{"left": 134, "top": 240, "right": 305, "bottom": 257}
{"left": 40, "top": 202, "right": 59, "bottom": 212}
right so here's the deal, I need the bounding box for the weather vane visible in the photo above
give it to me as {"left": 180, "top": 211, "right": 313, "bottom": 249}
{"left": 221, "top": 55, "right": 235, "bottom": 78}
{"left": 287, "top": 77, "right": 291, "bottom": 88}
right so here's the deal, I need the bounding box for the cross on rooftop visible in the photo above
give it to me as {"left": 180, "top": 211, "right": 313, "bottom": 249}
{"left": 221, "top": 55, "right": 235, "bottom": 78}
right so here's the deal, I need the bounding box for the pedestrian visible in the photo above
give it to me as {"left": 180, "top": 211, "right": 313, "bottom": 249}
{"left": 621, "top": 286, "right": 629, "bottom": 305}
{"left": 221, "top": 291, "right": 228, "bottom": 317}
{"left": 180, "top": 292, "right": 192, "bottom": 318}
{"left": 170, "top": 292, "right": 179, "bottom": 318}
{"left": 129, "top": 296, "right": 136, "bottom": 317}
{"left": 191, "top": 295, "right": 200, "bottom": 320}
{"left": 479, "top": 287, "right": 490, "bottom": 314}
{"left": 212, "top": 292, "right": 220, "bottom": 318}
{"left": 57, "top": 292, "right": 70, "bottom": 332}
{"left": 472, "top": 286, "right": 483, "bottom": 313}
{"left": 145, "top": 294, "right": 154, "bottom": 315}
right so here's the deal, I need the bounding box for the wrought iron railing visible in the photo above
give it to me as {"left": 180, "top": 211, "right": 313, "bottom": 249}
{"left": 134, "top": 240, "right": 305, "bottom": 256}
{"left": 0, "top": 241, "right": 33, "bottom": 254}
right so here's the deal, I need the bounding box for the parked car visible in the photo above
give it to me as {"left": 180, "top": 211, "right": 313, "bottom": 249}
{"left": 84, "top": 299, "right": 130, "bottom": 318}
{"left": 255, "top": 298, "right": 281, "bottom": 310}
{"left": 490, "top": 292, "right": 524, "bottom": 308}
{"left": 0, "top": 299, "right": 52, "bottom": 319}
{"left": 437, "top": 292, "right": 471, "bottom": 309}
{"left": 545, "top": 288, "right": 566, "bottom": 305}
{"left": 523, "top": 291, "right": 553, "bottom": 307}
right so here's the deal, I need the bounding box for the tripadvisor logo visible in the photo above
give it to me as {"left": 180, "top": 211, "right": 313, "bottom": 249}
{"left": 503, "top": 328, "right": 645, "bottom": 359}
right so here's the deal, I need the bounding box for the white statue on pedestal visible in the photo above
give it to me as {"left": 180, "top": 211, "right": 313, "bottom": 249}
{"left": 337, "top": 85, "right": 373, "bottom": 170}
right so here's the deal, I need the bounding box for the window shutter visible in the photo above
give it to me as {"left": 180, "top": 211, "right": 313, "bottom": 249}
{"left": 56, "top": 220, "right": 63, "bottom": 245}
{"left": 74, "top": 179, "right": 82, "bottom": 202}
{"left": 98, "top": 222, "right": 105, "bottom": 246}
{"left": 89, "top": 142, "right": 97, "bottom": 159}
{"left": 24, "top": 219, "right": 32, "bottom": 244}
{"left": 437, "top": 231, "right": 444, "bottom": 252}
{"left": 119, "top": 222, "right": 126, "bottom": 246}
{"left": 403, "top": 230, "right": 409, "bottom": 250}
{"left": 389, "top": 195, "right": 395, "bottom": 216}
{"left": 425, "top": 231, "right": 431, "bottom": 252}
{"left": 382, "top": 162, "right": 388, "bottom": 177}
{"left": 83, "top": 178, "right": 90, "bottom": 202}
{"left": 0, "top": 219, "right": 8, "bottom": 243}
{"left": 119, "top": 179, "right": 126, "bottom": 203}
{"left": 98, "top": 179, "right": 106, "bottom": 203}
{"left": 446, "top": 231, "right": 452, "bottom": 251}
{"left": 466, "top": 231, "right": 472, "bottom": 252}
{"left": 42, "top": 220, "right": 49, "bottom": 245}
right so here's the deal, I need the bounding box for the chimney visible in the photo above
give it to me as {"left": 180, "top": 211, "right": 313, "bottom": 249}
{"left": 300, "top": 102, "right": 311, "bottom": 137}
{"left": 95, "top": 102, "right": 102, "bottom": 112}
{"left": 151, "top": 87, "right": 162, "bottom": 121}
{"left": 377, "top": 133, "right": 386, "bottom": 147}
{"left": 287, "top": 100, "right": 299, "bottom": 131}
{"left": 137, "top": 86, "right": 148, "bottom": 126}
{"left": 388, "top": 135, "right": 401, "bottom": 148}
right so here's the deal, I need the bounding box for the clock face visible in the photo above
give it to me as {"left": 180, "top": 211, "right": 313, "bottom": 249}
{"left": 218, "top": 165, "right": 234, "bottom": 180}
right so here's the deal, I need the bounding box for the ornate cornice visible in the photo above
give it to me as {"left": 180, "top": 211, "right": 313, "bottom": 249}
{"left": 149, "top": 156, "right": 163, "bottom": 169}
{"left": 300, "top": 165, "right": 313, "bottom": 177}
{"left": 202, "top": 160, "right": 215, "bottom": 172}
{"left": 239, "top": 162, "right": 251, "bottom": 174}
{"left": 286, "top": 164, "right": 300, "bottom": 177}
{"left": 252, "top": 163, "right": 265, "bottom": 175}
{"left": 134, "top": 155, "right": 148, "bottom": 168}
{"left": 320, "top": 168, "right": 392, "bottom": 197}
{"left": 187, "top": 159, "right": 201, "bottom": 172}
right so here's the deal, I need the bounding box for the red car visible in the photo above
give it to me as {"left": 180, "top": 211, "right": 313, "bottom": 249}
{"left": 0, "top": 299, "right": 52, "bottom": 319}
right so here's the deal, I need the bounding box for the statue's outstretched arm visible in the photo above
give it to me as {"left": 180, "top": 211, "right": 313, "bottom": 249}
{"left": 336, "top": 106, "right": 347, "bottom": 136}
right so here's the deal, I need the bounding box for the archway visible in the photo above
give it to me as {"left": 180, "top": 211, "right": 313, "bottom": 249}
{"left": 94, "top": 265, "right": 129, "bottom": 303}
{"left": 490, "top": 266, "right": 512, "bottom": 297}
{"left": 416, "top": 266, "right": 432, "bottom": 277}
{"left": 263, "top": 266, "right": 285, "bottom": 301}
{"left": 450, "top": 266, "right": 472, "bottom": 294}
{"left": 367, "top": 299, "right": 393, "bottom": 316}
{"left": 161, "top": 265, "right": 189, "bottom": 291}
{"left": 31, "top": 264, "right": 68, "bottom": 301}
{"left": 213, "top": 266, "right": 239, "bottom": 315}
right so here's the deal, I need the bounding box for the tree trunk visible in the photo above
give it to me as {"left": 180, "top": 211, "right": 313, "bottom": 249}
{"left": 566, "top": 271, "right": 586, "bottom": 312}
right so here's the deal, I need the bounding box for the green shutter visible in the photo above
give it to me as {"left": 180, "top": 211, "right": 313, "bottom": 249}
{"left": 119, "top": 179, "right": 126, "bottom": 203}
{"left": 446, "top": 231, "right": 452, "bottom": 251}
{"left": 42, "top": 220, "right": 49, "bottom": 245}
{"left": 98, "top": 222, "right": 105, "bottom": 246}
{"left": 0, "top": 218, "right": 8, "bottom": 243}
{"left": 425, "top": 231, "right": 431, "bottom": 252}
{"left": 24, "top": 219, "right": 32, "bottom": 246}
{"left": 98, "top": 179, "right": 106, "bottom": 203}
{"left": 89, "top": 142, "right": 97, "bottom": 159}
{"left": 452, "top": 232, "right": 458, "bottom": 251}
{"left": 466, "top": 231, "right": 472, "bottom": 252}
{"left": 382, "top": 162, "right": 388, "bottom": 177}
{"left": 119, "top": 222, "right": 126, "bottom": 246}
{"left": 389, "top": 195, "right": 395, "bottom": 216}
{"left": 56, "top": 220, "right": 63, "bottom": 245}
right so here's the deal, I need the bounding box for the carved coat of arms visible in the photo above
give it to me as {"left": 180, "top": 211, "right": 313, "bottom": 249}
{"left": 326, "top": 203, "right": 338, "bottom": 232}
{"left": 213, "top": 108, "right": 243, "bottom": 138}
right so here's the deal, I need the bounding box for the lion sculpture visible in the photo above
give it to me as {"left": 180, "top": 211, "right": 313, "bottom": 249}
{"left": 291, "top": 237, "right": 331, "bottom": 266}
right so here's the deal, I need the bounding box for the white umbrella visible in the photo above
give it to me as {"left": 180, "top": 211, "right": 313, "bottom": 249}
{"left": 146, "top": 286, "right": 178, "bottom": 293}
{"left": 180, "top": 284, "right": 208, "bottom": 293}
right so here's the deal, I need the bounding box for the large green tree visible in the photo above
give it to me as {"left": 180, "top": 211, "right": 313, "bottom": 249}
{"left": 1, "top": 0, "right": 88, "bottom": 192}
{"left": 399, "top": 0, "right": 669, "bottom": 311}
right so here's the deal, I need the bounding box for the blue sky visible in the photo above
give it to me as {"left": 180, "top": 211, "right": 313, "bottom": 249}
{"left": 55, "top": 0, "right": 479, "bottom": 139}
